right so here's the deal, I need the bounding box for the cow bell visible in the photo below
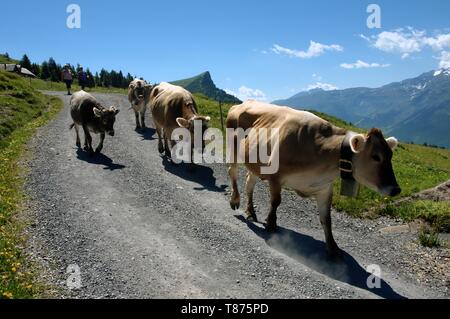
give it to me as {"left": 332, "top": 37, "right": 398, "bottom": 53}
{"left": 340, "top": 178, "right": 360, "bottom": 198}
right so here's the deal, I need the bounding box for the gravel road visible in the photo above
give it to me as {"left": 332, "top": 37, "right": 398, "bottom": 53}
{"left": 23, "top": 91, "right": 449, "bottom": 299}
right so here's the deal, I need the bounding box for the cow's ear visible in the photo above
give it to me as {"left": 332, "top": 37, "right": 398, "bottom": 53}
{"left": 93, "top": 107, "right": 102, "bottom": 117}
{"left": 349, "top": 134, "right": 366, "bottom": 154}
{"left": 386, "top": 137, "right": 398, "bottom": 150}
{"left": 176, "top": 117, "right": 189, "bottom": 128}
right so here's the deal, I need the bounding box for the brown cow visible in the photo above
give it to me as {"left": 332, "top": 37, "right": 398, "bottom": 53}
{"left": 128, "top": 79, "right": 152, "bottom": 131}
{"left": 149, "top": 82, "right": 210, "bottom": 160}
{"left": 227, "top": 100, "right": 400, "bottom": 256}
{"left": 70, "top": 90, "right": 120, "bottom": 155}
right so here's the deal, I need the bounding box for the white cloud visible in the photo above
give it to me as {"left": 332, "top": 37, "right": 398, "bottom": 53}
{"left": 423, "top": 34, "right": 450, "bottom": 51}
{"left": 363, "top": 27, "right": 450, "bottom": 58}
{"left": 305, "top": 82, "right": 338, "bottom": 91}
{"left": 271, "top": 41, "right": 343, "bottom": 59}
{"left": 312, "top": 73, "right": 322, "bottom": 81}
{"left": 439, "top": 51, "right": 450, "bottom": 69}
{"left": 226, "top": 86, "right": 267, "bottom": 101}
{"left": 359, "top": 34, "right": 371, "bottom": 42}
{"left": 372, "top": 28, "right": 423, "bottom": 57}
{"left": 340, "top": 60, "right": 390, "bottom": 69}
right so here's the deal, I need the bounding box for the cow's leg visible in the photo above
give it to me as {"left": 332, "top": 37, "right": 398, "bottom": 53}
{"left": 245, "top": 172, "right": 258, "bottom": 221}
{"left": 266, "top": 180, "right": 281, "bottom": 232}
{"left": 228, "top": 163, "right": 240, "bottom": 210}
{"left": 163, "top": 132, "right": 171, "bottom": 159}
{"left": 140, "top": 108, "right": 146, "bottom": 131}
{"left": 74, "top": 123, "right": 81, "bottom": 148}
{"left": 316, "top": 187, "right": 340, "bottom": 256}
{"left": 95, "top": 132, "right": 105, "bottom": 154}
{"left": 155, "top": 125, "right": 164, "bottom": 154}
{"left": 82, "top": 124, "right": 94, "bottom": 155}
{"left": 134, "top": 109, "right": 141, "bottom": 130}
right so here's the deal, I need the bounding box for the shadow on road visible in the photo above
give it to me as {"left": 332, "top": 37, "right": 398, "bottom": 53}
{"left": 235, "top": 215, "right": 407, "bottom": 299}
{"left": 162, "top": 157, "right": 227, "bottom": 192}
{"left": 76, "top": 149, "right": 126, "bottom": 171}
{"left": 135, "top": 127, "right": 156, "bottom": 141}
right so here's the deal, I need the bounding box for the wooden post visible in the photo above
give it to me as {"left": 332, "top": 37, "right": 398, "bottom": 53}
{"left": 219, "top": 100, "right": 225, "bottom": 133}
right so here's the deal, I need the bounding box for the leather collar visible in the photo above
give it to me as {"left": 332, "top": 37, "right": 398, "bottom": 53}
{"left": 340, "top": 133, "right": 355, "bottom": 181}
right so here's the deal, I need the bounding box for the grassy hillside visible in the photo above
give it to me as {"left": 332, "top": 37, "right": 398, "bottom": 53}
{"left": 194, "top": 93, "right": 234, "bottom": 130}
{"left": 0, "top": 71, "right": 63, "bottom": 298}
{"left": 0, "top": 72, "right": 63, "bottom": 147}
{"left": 0, "top": 55, "right": 18, "bottom": 64}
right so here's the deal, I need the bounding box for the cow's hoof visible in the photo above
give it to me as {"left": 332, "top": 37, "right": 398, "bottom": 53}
{"left": 95, "top": 149, "right": 102, "bottom": 154}
{"left": 230, "top": 201, "right": 240, "bottom": 210}
{"left": 158, "top": 145, "right": 164, "bottom": 154}
{"left": 265, "top": 216, "right": 277, "bottom": 232}
{"left": 76, "top": 142, "right": 81, "bottom": 148}
{"left": 246, "top": 214, "right": 258, "bottom": 222}
{"left": 265, "top": 223, "right": 277, "bottom": 233}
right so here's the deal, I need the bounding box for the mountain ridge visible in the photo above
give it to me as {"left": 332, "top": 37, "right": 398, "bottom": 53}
{"left": 273, "top": 69, "right": 450, "bottom": 148}
{"left": 171, "top": 71, "right": 241, "bottom": 104}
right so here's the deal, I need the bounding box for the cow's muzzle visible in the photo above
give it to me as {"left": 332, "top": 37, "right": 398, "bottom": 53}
{"left": 382, "top": 185, "right": 401, "bottom": 197}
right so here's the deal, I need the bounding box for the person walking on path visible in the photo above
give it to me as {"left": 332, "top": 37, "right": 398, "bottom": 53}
{"left": 77, "top": 67, "right": 89, "bottom": 91}
{"left": 61, "top": 64, "right": 74, "bottom": 95}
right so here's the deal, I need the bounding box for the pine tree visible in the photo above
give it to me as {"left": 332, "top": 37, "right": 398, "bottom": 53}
{"left": 40, "top": 61, "right": 51, "bottom": 80}
{"left": 94, "top": 72, "right": 100, "bottom": 87}
{"left": 86, "top": 68, "right": 95, "bottom": 88}
{"left": 31, "top": 63, "right": 41, "bottom": 77}
{"left": 20, "top": 54, "right": 32, "bottom": 70}
{"left": 99, "top": 69, "right": 110, "bottom": 87}
{"left": 48, "top": 58, "right": 60, "bottom": 82}
{"left": 126, "top": 73, "right": 134, "bottom": 86}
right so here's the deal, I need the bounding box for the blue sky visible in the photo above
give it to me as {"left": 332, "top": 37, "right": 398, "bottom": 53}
{"left": 2, "top": 0, "right": 450, "bottom": 101}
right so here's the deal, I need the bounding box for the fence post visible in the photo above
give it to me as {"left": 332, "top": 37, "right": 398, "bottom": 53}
{"left": 219, "top": 100, "right": 225, "bottom": 133}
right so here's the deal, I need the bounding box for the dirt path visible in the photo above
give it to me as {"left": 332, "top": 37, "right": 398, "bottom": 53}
{"left": 23, "top": 91, "right": 448, "bottom": 299}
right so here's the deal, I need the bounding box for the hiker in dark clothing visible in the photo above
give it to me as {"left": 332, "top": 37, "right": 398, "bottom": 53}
{"left": 61, "top": 64, "right": 73, "bottom": 95}
{"left": 77, "top": 67, "right": 89, "bottom": 90}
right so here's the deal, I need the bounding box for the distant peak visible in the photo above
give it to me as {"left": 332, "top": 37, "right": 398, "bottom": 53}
{"left": 434, "top": 68, "right": 450, "bottom": 77}
{"left": 196, "top": 71, "right": 212, "bottom": 80}
{"left": 306, "top": 88, "right": 325, "bottom": 93}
